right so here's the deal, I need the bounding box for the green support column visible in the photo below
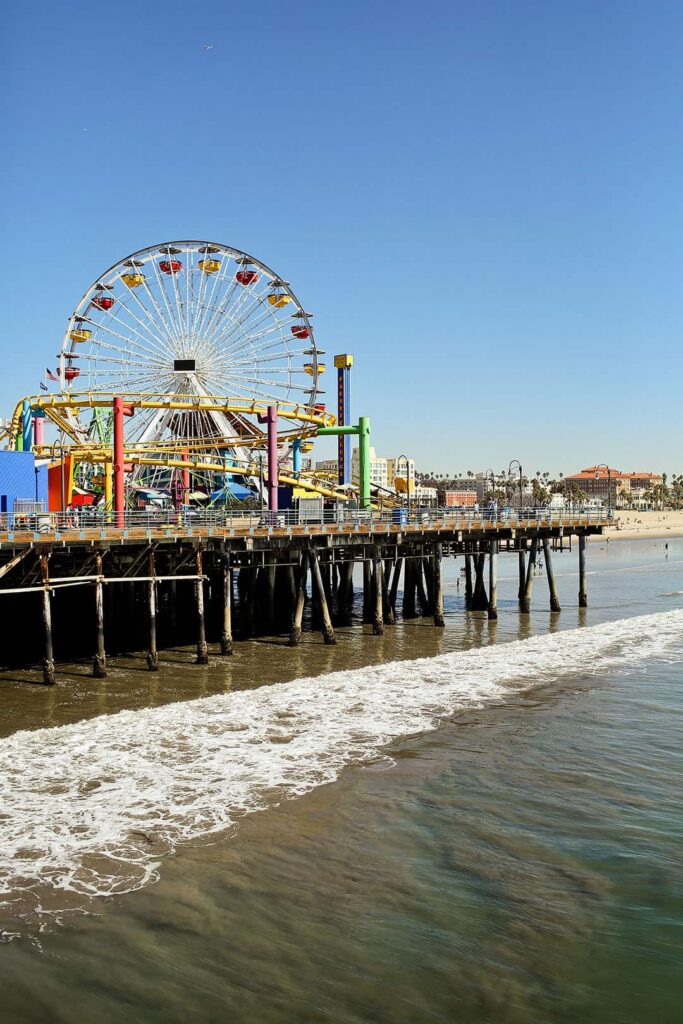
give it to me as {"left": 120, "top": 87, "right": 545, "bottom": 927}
{"left": 357, "top": 416, "right": 371, "bottom": 510}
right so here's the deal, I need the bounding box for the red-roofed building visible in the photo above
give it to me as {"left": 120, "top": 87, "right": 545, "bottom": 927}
{"left": 565, "top": 467, "right": 663, "bottom": 506}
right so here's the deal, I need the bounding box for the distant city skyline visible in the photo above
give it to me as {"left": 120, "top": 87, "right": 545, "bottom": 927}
{"left": 2, "top": 1, "right": 682, "bottom": 471}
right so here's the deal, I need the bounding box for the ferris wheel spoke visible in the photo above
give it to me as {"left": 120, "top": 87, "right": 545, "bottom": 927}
{"left": 80, "top": 322, "right": 173, "bottom": 367}
{"left": 201, "top": 276, "right": 270, "bottom": 349}
{"left": 148, "top": 257, "right": 185, "bottom": 350}
{"left": 198, "top": 255, "right": 262, "bottom": 342}
{"left": 137, "top": 269, "right": 184, "bottom": 352}
{"left": 115, "top": 277, "right": 180, "bottom": 359}
{"left": 79, "top": 306, "right": 175, "bottom": 367}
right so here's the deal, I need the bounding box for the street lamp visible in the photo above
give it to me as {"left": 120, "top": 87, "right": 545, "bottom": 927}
{"left": 508, "top": 460, "right": 523, "bottom": 508}
{"left": 397, "top": 455, "right": 411, "bottom": 513}
{"left": 594, "top": 463, "right": 612, "bottom": 516}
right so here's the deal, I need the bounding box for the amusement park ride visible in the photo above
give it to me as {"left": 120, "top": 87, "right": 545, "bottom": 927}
{"left": 3, "top": 240, "right": 372, "bottom": 514}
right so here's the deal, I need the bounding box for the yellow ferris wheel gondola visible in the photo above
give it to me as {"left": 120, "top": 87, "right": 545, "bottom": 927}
{"left": 268, "top": 293, "right": 291, "bottom": 308}
{"left": 198, "top": 258, "right": 221, "bottom": 274}
{"left": 303, "top": 363, "right": 325, "bottom": 375}
{"left": 121, "top": 272, "right": 145, "bottom": 288}
{"left": 69, "top": 326, "right": 92, "bottom": 343}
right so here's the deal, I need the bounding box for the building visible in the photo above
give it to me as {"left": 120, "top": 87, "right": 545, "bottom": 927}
{"left": 314, "top": 459, "right": 338, "bottom": 475}
{"left": 445, "top": 489, "right": 478, "bottom": 508}
{"left": 413, "top": 485, "right": 438, "bottom": 506}
{"left": 351, "top": 446, "right": 388, "bottom": 491}
{"left": 565, "top": 467, "right": 663, "bottom": 507}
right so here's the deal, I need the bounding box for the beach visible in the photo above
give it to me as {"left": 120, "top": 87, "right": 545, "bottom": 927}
{"left": 602, "top": 509, "right": 683, "bottom": 542}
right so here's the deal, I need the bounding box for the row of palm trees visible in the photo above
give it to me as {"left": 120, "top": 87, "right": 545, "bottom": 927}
{"left": 415, "top": 469, "right": 683, "bottom": 508}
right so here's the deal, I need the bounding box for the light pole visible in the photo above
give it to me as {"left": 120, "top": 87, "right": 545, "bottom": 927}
{"left": 594, "top": 463, "right": 612, "bottom": 515}
{"left": 397, "top": 455, "right": 411, "bottom": 514}
{"left": 508, "top": 460, "right": 523, "bottom": 508}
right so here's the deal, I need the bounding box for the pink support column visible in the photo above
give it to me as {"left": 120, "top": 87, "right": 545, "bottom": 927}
{"left": 33, "top": 416, "right": 45, "bottom": 447}
{"left": 267, "top": 404, "right": 278, "bottom": 512}
{"left": 113, "top": 397, "right": 125, "bottom": 529}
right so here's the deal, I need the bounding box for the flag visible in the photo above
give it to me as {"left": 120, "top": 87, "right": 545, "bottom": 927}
{"left": 46, "top": 367, "right": 59, "bottom": 381}
{"left": 39, "top": 381, "right": 48, "bottom": 391}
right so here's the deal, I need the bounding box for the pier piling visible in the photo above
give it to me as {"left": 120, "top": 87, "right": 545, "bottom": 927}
{"left": 308, "top": 547, "right": 336, "bottom": 644}
{"left": 488, "top": 541, "right": 498, "bottom": 620}
{"left": 93, "top": 552, "right": 107, "bottom": 678}
{"left": 146, "top": 551, "right": 159, "bottom": 672}
{"left": 195, "top": 548, "right": 209, "bottom": 663}
{"left": 578, "top": 535, "right": 588, "bottom": 608}
{"left": 289, "top": 553, "right": 307, "bottom": 646}
{"left": 464, "top": 555, "right": 473, "bottom": 609}
{"left": 520, "top": 538, "right": 538, "bottom": 614}
{"left": 39, "top": 554, "right": 55, "bottom": 685}
{"left": 518, "top": 550, "right": 526, "bottom": 606}
{"left": 433, "top": 542, "right": 445, "bottom": 627}
{"left": 472, "top": 553, "right": 489, "bottom": 612}
{"left": 220, "top": 559, "right": 233, "bottom": 655}
{"left": 372, "top": 545, "right": 384, "bottom": 635}
{"left": 542, "top": 538, "right": 561, "bottom": 613}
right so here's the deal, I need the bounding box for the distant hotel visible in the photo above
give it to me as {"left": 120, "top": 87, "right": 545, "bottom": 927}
{"left": 565, "top": 466, "right": 663, "bottom": 506}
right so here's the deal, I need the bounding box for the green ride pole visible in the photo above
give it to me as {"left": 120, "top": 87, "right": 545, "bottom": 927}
{"left": 357, "top": 416, "right": 370, "bottom": 510}
{"left": 315, "top": 416, "right": 371, "bottom": 509}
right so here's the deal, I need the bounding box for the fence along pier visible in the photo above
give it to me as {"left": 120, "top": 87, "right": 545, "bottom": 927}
{"left": 0, "top": 507, "right": 609, "bottom": 684}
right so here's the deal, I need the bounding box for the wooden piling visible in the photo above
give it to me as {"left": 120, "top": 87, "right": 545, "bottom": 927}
{"left": 389, "top": 558, "right": 402, "bottom": 618}
{"left": 472, "top": 553, "right": 489, "bottom": 611}
{"left": 464, "top": 554, "right": 473, "bottom": 609}
{"left": 518, "top": 550, "right": 526, "bottom": 605}
{"left": 578, "top": 535, "right": 588, "bottom": 608}
{"left": 308, "top": 546, "right": 336, "bottom": 644}
{"left": 381, "top": 559, "right": 395, "bottom": 626}
{"left": 433, "top": 542, "right": 445, "bottom": 626}
{"left": 416, "top": 560, "right": 430, "bottom": 616}
{"left": 362, "top": 557, "right": 373, "bottom": 623}
{"left": 93, "top": 551, "right": 107, "bottom": 678}
{"left": 195, "top": 548, "right": 209, "bottom": 663}
{"left": 402, "top": 558, "right": 417, "bottom": 619}
{"left": 488, "top": 541, "right": 498, "bottom": 620}
{"left": 146, "top": 551, "right": 159, "bottom": 671}
{"left": 221, "top": 558, "right": 233, "bottom": 655}
{"left": 372, "top": 545, "right": 384, "bottom": 635}
{"left": 543, "top": 538, "right": 561, "bottom": 612}
{"left": 289, "top": 553, "right": 307, "bottom": 646}
{"left": 40, "top": 554, "right": 55, "bottom": 685}
{"left": 520, "top": 537, "right": 538, "bottom": 614}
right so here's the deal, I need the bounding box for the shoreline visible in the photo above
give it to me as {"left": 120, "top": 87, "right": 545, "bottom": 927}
{"left": 590, "top": 511, "right": 683, "bottom": 544}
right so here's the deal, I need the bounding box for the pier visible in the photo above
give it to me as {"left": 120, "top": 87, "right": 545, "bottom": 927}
{"left": 0, "top": 507, "right": 608, "bottom": 683}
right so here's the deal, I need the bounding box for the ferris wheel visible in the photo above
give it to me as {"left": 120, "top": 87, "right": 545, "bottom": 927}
{"left": 57, "top": 241, "right": 325, "bottom": 461}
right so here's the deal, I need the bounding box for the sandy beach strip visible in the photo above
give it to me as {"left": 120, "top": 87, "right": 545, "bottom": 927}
{"left": 590, "top": 510, "right": 683, "bottom": 543}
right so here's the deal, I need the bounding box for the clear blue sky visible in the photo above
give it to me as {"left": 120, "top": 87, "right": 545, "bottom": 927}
{"left": 1, "top": 0, "right": 681, "bottom": 475}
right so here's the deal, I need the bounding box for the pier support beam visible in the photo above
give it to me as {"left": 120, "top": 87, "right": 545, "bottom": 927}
{"left": 389, "top": 558, "right": 403, "bottom": 617}
{"left": 289, "top": 553, "right": 308, "bottom": 646}
{"left": 402, "top": 559, "right": 417, "bottom": 619}
{"left": 578, "top": 535, "right": 588, "bottom": 608}
{"left": 40, "top": 554, "right": 55, "bottom": 685}
{"left": 381, "top": 559, "right": 395, "bottom": 626}
{"left": 433, "top": 542, "right": 445, "bottom": 627}
{"left": 472, "top": 553, "right": 489, "bottom": 612}
{"left": 221, "top": 558, "right": 233, "bottom": 655}
{"left": 93, "top": 552, "right": 107, "bottom": 678}
{"left": 518, "top": 550, "right": 526, "bottom": 605}
{"left": 195, "top": 548, "right": 209, "bottom": 663}
{"left": 464, "top": 555, "right": 473, "bottom": 609}
{"left": 309, "top": 547, "right": 336, "bottom": 644}
{"left": 416, "top": 560, "right": 430, "bottom": 616}
{"left": 372, "top": 545, "right": 384, "bottom": 635}
{"left": 362, "top": 557, "right": 373, "bottom": 623}
{"left": 520, "top": 538, "right": 538, "bottom": 614}
{"left": 488, "top": 541, "right": 498, "bottom": 620}
{"left": 542, "top": 538, "right": 561, "bottom": 613}
{"left": 146, "top": 551, "right": 159, "bottom": 672}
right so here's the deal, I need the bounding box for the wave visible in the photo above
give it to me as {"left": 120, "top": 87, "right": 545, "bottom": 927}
{"left": 1, "top": 609, "right": 682, "bottom": 936}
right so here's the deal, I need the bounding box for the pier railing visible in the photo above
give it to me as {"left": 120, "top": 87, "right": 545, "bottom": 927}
{"left": 0, "top": 506, "right": 613, "bottom": 542}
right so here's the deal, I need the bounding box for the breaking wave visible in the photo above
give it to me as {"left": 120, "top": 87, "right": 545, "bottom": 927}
{"left": 1, "top": 609, "right": 682, "bottom": 936}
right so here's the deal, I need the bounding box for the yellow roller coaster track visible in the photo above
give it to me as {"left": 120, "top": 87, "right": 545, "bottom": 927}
{"left": 7, "top": 392, "right": 336, "bottom": 446}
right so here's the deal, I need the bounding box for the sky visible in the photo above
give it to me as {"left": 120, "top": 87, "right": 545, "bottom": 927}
{"left": 1, "top": 0, "right": 682, "bottom": 476}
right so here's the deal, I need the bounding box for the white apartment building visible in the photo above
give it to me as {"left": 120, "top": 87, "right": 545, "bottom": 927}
{"left": 386, "top": 457, "right": 416, "bottom": 490}
{"left": 351, "top": 446, "right": 388, "bottom": 490}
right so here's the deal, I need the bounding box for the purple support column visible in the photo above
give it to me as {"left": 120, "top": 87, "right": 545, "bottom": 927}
{"left": 267, "top": 404, "right": 278, "bottom": 512}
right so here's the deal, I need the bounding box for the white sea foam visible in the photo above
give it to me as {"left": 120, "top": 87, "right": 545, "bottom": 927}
{"left": 1, "top": 609, "right": 682, "bottom": 934}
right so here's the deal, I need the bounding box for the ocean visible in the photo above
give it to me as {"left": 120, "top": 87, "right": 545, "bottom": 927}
{"left": 0, "top": 537, "right": 681, "bottom": 1023}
